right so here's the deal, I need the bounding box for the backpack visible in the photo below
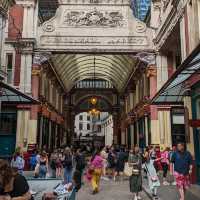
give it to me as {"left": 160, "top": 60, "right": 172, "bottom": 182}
{"left": 64, "top": 155, "right": 72, "bottom": 169}
{"left": 108, "top": 153, "right": 116, "bottom": 167}
{"left": 30, "top": 156, "right": 37, "bottom": 166}
{"left": 76, "top": 155, "right": 86, "bottom": 170}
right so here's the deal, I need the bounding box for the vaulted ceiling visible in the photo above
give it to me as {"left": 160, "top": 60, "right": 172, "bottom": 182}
{"left": 51, "top": 54, "right": 138, "bottom": 92}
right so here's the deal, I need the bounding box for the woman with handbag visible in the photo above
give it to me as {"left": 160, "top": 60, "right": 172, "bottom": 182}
{"left": 128, "top": 147, "right": 142, "bottom": 200}
{"left": 144, "top": 152, "right": 160, "bottom": 200}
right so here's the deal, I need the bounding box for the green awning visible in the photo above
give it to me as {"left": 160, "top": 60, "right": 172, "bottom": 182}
{"left": 0, "top": 81, "right": 39, "bottom": 104}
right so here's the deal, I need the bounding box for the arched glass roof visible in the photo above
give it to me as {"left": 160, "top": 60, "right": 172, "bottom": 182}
{"left": 51, "top": 54, "right": 137, "bottom": 92}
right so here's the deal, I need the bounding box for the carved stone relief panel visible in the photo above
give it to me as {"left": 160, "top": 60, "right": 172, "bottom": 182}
{"left": 62, "top": 8, "right": 126, "bottom": 28}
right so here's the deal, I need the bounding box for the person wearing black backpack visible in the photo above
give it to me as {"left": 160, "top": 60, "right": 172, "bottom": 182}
{"left": 75, "top": 149, "right": 86, "bottom": 178}
{"left": 63, "top": 147, "right": 73, "bottom": 184}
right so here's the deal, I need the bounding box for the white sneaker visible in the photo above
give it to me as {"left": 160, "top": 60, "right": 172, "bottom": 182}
{"left": 163, "top": 181, "right": 170, "bottom": 186}
{"left": 101, "top": 176, "right": 110, "bottom": 181}
{"left": 134, "top": 196, "right": 138, "bottom": 200}
{"left": 137, "top": 196, "right": 142, "bottom": 200}
{"left": 30, "top": 190, "right": 37, "bottom": 195}
{"left": 171, "top": 181, "right": 176, "bottom": 186}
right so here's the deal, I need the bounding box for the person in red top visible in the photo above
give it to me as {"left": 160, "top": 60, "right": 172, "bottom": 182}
{"left": 161, "top": 147, "right": 170, "bottom": 185}
{"left": 154, "top": 146, "right": 162, "bottom": 173}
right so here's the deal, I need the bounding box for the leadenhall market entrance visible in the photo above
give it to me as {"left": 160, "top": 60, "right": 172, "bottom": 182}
{"left": 34, "top": 0, "right": 154, "bottom": 144}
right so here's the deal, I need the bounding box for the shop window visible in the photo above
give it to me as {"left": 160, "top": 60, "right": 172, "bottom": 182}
{"left": 87, "top": 123, "right": 90, "bottom": 130}
{"left": 79, "top": 123, "right": 83, "bottom": 130}
{"left": 0, "top": 112, "right": 17, "bottom": 135}
{"left": 87, "top": 115, "right": 90, "bottom": 121}
{"left": 6, "top": 54, "right": 13, "bottom": 84}
{"left": 98, "top": 125, "right": 101, "bottom": 132}
{"left": 79, "top": 115, "right": 83, "bottom": 121}
{"left": 171, "top": 108, "right": 186, "bottom": 145}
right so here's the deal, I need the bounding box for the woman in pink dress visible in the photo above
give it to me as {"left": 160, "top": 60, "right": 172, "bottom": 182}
{"left": 89, "top": 149, "right": 104, "bottom": 194}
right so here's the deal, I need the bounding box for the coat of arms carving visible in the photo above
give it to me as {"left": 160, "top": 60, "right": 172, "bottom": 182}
{"left": 63, "top": 8, "right": 125, "bottom": 28}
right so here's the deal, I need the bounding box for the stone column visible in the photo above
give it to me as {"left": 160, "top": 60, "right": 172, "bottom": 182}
{"left": 180, "top": 15, "right": 188, "bottom": 60}
{"left": 16, "top": 0, "right": 38, "bottom": 93}
{"left": 113, "top": 112, "right": 119, "bottom": 145}
{"left": 136, "top": 120, "right": 139, "bottom": 145}
{"left": 130, "top": 124, "right": 134, "bottom": 148}
{"left": 144, "top": 115, "right": 149, "bottom": 146}
{"left": 184, "top": 96, "right": 195, "bottom": 155}
{"left": 156, "top": 53, "right": 168, "bottom": 91}
{"left": 158, "top": 108, "right": 172, "bottom": 147}
{"left": 39, "top": 116, "right": 43, "bottom": 148}
{"left": 146, "top": 65, "right": 159, "bottom": 145}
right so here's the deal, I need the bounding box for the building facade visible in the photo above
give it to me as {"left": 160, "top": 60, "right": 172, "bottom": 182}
{"left": 121, "top": 0, "right": 200, "bottom": 184}
{"left": 2, "top": 0, "right": 200, "bottom": 185}
{"left": 0, "top": 0, "right": 66, "bottom": 157}
{"left": 100, "top": 113, "right": 113, "bottom": 146}
{"left": 74, "top": 112, "right": 93, "bottom": 138}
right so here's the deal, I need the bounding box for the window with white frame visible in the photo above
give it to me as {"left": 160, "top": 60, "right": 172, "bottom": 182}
{"left": 6, "top": 53, "right": 13, "bottom": 84}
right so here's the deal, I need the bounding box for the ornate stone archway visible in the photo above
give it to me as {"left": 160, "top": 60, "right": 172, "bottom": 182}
{"left": 36, "top": 0, "right": 154, "bottom": 53}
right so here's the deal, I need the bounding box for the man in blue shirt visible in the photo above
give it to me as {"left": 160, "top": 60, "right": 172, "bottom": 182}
{"left": 170, "top": 142, "right": 193, "bottom": 200}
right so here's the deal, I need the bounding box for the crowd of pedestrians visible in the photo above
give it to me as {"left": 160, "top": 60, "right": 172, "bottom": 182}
{"left": 84, "top": 143, "right": 193, "bottom": 200}
{"left": 0, "top": 142, "right": 194, "bottom": 200}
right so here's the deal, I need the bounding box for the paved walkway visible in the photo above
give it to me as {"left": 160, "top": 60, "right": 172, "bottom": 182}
{"left": 27, "top": 171, "right": 200, "bottom": 200}
{"left": 28, "top": 179, "right": 150, "bottom": 200}
{"left": 143, "top": 176, "right": 200, "bottom": 200}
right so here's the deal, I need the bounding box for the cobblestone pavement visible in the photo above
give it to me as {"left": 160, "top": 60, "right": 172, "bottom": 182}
{"left": 29, "top": 179, "right": 150, "bottom": 200}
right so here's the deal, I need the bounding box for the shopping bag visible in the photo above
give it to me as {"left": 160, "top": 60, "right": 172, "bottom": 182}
{"left": 124, "top": 162, "right": 133, "bottom": 177}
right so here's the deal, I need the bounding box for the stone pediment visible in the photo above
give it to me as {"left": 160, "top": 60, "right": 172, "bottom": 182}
{"left": 36, "top": 0, "right": 154, "bottom": 53}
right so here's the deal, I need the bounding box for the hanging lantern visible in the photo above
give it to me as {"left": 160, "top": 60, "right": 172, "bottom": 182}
{"left": 90, "top": 96, "right": 98, "bottom": 105}
{"left": 88, "top": 108, "right": 100, "bottom": 116}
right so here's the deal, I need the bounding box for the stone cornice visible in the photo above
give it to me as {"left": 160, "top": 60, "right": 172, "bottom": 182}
{"left": 58, "top": 0, "right": 130, "bottom": 6}
{"left": 16, "top": 0, "right": 36, "bottom": 7}
{"left": 154, "top": 0, "right": 189, "bottom": 50}
{"left": 5, "top": 38, "right": 36, "bottom": 54}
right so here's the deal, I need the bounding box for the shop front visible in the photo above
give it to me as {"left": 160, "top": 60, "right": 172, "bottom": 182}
{"left": 0, "top": 108, "right": 17, "bottom": 157}
{"left": 191, "top": 82, "right": 200, "bottom": 184}
{"left": 152, "top": 44, "right": 200, "bottom": 184}
{"left": 0, "top": 81, "right": 38, "bottom": 158}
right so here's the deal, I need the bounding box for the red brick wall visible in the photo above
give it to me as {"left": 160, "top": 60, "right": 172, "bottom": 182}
{"left": 14, "top": 53, "right": 21, "bottom": 87}
{"left": 8, "top": 5, "right": 24, "bottom": 86}
{"left": 8, "top": 5, "right": 24, "bottom": 39}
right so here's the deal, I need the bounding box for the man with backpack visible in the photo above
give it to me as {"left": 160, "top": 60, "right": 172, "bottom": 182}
{"left": 74, "top": 149, "right": 86, "bottom": 186}
{"left": 63, "top": 147, "right": 73, "bottom": 184}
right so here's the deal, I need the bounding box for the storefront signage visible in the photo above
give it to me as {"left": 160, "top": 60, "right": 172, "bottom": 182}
{"left": 40, "top": 36, "right": 148, "bottom": 47}
{"left": 189, "top": 120, "right": 200, "bottom": 127}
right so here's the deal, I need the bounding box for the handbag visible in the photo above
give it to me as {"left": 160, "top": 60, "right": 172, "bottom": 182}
{"left": 124, "top": 162, "right": 133, "bottom": 177}
{"left": 132, "top": 168, "right": 140, "bottom": 176}
{"left": 131, "top": 155, "right": 140, "bottom": 176}
{"left": 88, "top": 165, "right": 95, "bottom": 174}
{"left": 151, "top": 176, "right": 158, "bottom": 182}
